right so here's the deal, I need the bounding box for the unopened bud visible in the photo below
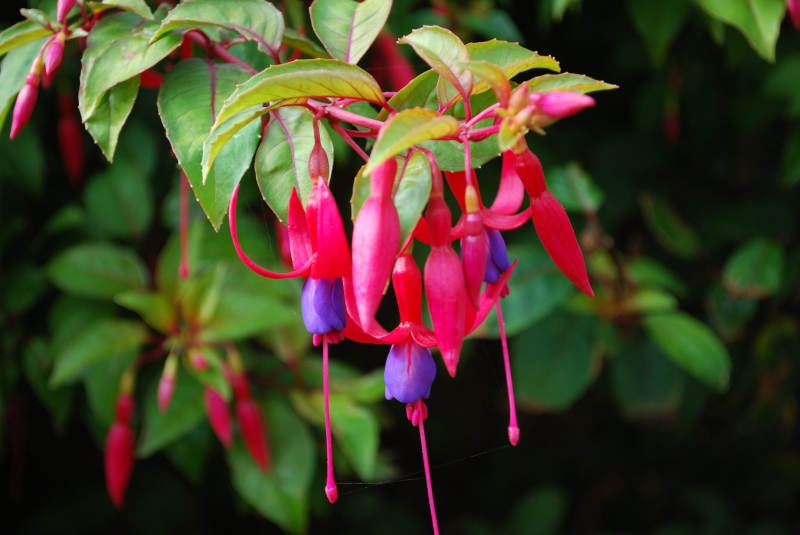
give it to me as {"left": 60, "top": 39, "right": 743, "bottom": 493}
{"left": 10, "top": 73, "right": 40, "bottom": 140}
{"left": 57, "top": 0, "right": 77, "bottom": 23}
{"left": 508, "top": 85, "right": 530, "bottom": 114}
{"left": 536, "top": 92, "right": 595, "bottom": 119}
{"left": 204, "top": 388, "right": 233, "bottom": 448}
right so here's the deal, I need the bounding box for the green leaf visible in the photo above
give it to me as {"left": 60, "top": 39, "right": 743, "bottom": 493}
{"left": 627, "top": 257, "right": 687, "bottom": 296}
{"left": 46, "top": 243, "right": 149, "bottom": 300}
{"left": 50, "top": 319, "right": 147, "bottom": 386}
{"left": 0, "top": 20, "right": 51, "bottom": 57}
{"left": 83, "top": 75, "right": 140, "bottom": 162}
{"left": 282, "top": 27, "right": 331, "bottom": 59}
{"left": 611, "top": 336, "right": 686, "bottom": 418}
{"left": 96, "top": 0, "right": 154, "bottom": 19}
{"left": 365, "top": 108, "right": 459, "bottom": 174}
{"left": 152, "top": 0, "right": 284, "bottom": 58}
{"left": 723, "top": 238, "right": 785, "bottom": 299}
{"left": 399, "top": 26, "right": 473, "bottom": 107}
{"left": 627, "top": 0, "right": 691, "bottom": 66}
{"left": 0, "top": 264, "right": 46, "bottom": 314}
{"left": 461, "top": 60, "right": 511, "bottom": 104}
{"left": 0, "top": 37, "right": 48, "bottom": 132}
{"left": 309, "top": 0, "right": 392, "bottom": 64}
{"left": 200, "top": 263, "right": 296, "bottom": 342}
{"left": 621, "top": 287, "right": 679, "bottom": 315}
{"left": 525, "top": 73, "right": 618, "bottom": 94}
{"left": 162, "top": 425, "right": 214, "bottom": 484}
{"left": 83, "top": 158, "right": 153, "bottom": 239}
{"left": 443, "top": 40, "right": 560, "bottom": 107}
{"left": 329, "top": 394, "right": 380, "bottom": 480}
{"left": 698, "top": 0, "right": 785, "bottom": 62}
{"left": 643, "top": 313, "right": 731, "bottom": 390}
{"left": 215, "top": 59, "right": 385, "bottom": 128}
{"left": 181, "top": 263, "right": 226, "bottom": 327}
{"left": 138, "top": 366, "right": 206, "bottom": 457}
{"left": 0, "top": 117, "right": 45, "bottom": 197}
{"left": 546, "top": 163, "right": 605, "bottom": 214}
{"left": 255, "top": 106, "right": 334, "bottom": 222}
{"left": 79, "top": 8, "right": 182, "bottom": 121}
{"left": 115, "top": 290, "right": 176, "bottom": 334}
{"left": 461, "top": 10, "right": 525, "bottom": 44}
{"left": 23, "top": 339, "right": 75, "bottom": 432}
{"left": 391, "top": 151, "right": 434, "bottom": 245}
{"left": 512, "top": 312, "right": 600, "bottom": 411}
{"left": 706, "top": 283, "right": 757, "bottom": 342}
{"left": 507, "top": 487, "right": 568, "bottom": 535}
{"left": 640, "top": 193, "right": 700, "bottom": 259}
{"left": 158, "top": 59, "right": 261, "bottom": 230}
{"left": 48, "top": 296, "right": 116, "bottom": 352}
{"left": 381, "top": 70, "right": 439, "bottom": 120}
{"left": 481, "top": 245, "right": 576, "bottom": 338}
{"left": 83, "top": 350, "right": 137, "bottom": 426}
{"left": 228, "top": 396, "right": 314, "bottom": 534}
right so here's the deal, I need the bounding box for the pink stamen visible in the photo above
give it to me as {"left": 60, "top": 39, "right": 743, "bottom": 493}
{"left": 412, "top": 400, "right": 440, "bottom": 535}
{"left": 179, "top": 171, "right": 190, "bottom": 279}
{"left": 495, "top": 302, "right": 519, "bottom": 446}
{"left": 323, "top": 338, "right": 338, "bottom": 503}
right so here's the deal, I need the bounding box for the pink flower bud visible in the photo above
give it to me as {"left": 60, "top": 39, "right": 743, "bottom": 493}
{"left": 236, "top": 398, "right": 270, "bottom": 472}
{"left": 44, "top": 32, "right": 66, "bottom": 79}
{"left": 204, "top": 388, "right": 233, "bottom": 448}
{"left": 790, "top": 0, "right": 800, "bottom": 29}
{"left": 352, "top": 159, "right": 400, "bottom": 328}
{"left": 10, "top": 74, "right": 40, "bottom": 140}
{"left": 514, "top": 148, "right": 547, "bottom": 198}
{"left": 535, "top": 91, "right": 595, "bottom": 119}
{"left": 105, "top": 394, "right": 136, "bottom": 509}
{"left": 530, "top": 192, "right": 593, "bottom": 297}
{"left": 424, "top": 245, "right": 466, "bottom": 378}
{"left": 57, "top": 0, "right": 77, "bottom": 22}
{"left": 157, "top": 377, "right": 175, "bottom": 415}
{"left": 140, "top": 68, "right": 164, "bottom": 89}
{"left": 229, "top": 372, "right": 251, "bottom": 401}
{"left": 57, "top": 93, "right": 85, "bottom": 186}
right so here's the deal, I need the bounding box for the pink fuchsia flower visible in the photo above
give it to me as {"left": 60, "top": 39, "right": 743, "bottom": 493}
{"left": 57, "top": 92, "right": 85, "bottom": 187}
{"left": 105, "top": 394, "right": 136, "bottom": 508}
{"left": 460, "top": 185, "right": 488, "bottom": 308}
{"left": 204, "top": 387, "right": 233, "bottom": 448}
{"left": 528, "top": 91, "right": 596, "bottom": 128}
{"left": 789, "top": 0, "right": 800, "bottom": 28}
{"left": 43, "top": 31, "right": 66, "bottom": 88}
{"left": 351, "top": 158, "right": 401, "bottom": 329}
{"left": 11, "top": 69, "right": 41, "bottom": 140}
{"left": 384, "top": 339, "right": 437, "bottom": 403}
{"left": 229, "top": 372, "right": 270, "bottom": 472}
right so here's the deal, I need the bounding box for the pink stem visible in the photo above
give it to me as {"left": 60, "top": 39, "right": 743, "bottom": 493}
{"left": 418, "top": 410, "right": 440, "bottom": 535}
{"left": 179, "top": 171, "right": 190, "bottom": 279}
{"left": 305, "top": 100, "right": 385, "bottom": 131}
{"left": 323, "top": 337, "right": 338, "bottom": 503}
{"left": 185, "top": 31, "right": 258, "bottom": 74}
{"left": 330, "top": 120, "right": 370, "bottom": 163}
{"left": 496, "top": 301, "right": 519, "bottom": 446}
{"left": 228, "top": 185, "right": 313, "bottom": 279}
{"left": 466, "top": 103, "right": 500, "bottom": 128}
{"left": 468, "top": 125, "right": 500, "bottom": 141}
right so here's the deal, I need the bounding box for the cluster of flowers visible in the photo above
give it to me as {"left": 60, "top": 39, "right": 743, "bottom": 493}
{"left": 227, "top": 92, "right": 597, "bottom": 532}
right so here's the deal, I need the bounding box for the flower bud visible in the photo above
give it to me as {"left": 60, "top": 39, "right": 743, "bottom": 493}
{"left": 424, "top": 244, "right": 466, "bottom": 377}
{"left": 301, "top": 277, "right": 346, "bottom": 334}
{"left": 157, "top": 353, "right": 178, "bottom": 413}
{"left": 57, "top": 0, "right": 77, "bottom": 23}
{"left": 384, "top": 340, "right": 437, "bottom": 403}
{"left": 105, "top": 421, "right": 135, "bottom": 508}
{"left": 508, "top": 85, "right": 530, "bottom": 114}
{"left": 139, "top": 68, "right": 164, "bottom": 89}
{"left": 204, "top": 388, "right": 233, "bottom": 448}
{"left": 352, "top": 159, "right": 400, "bottom": 328}
{"left": 535, "top": 91, "right": 595, "bottom": 119}
{"left": 10, "top": 73, "right": 40, "bottom": 140}
{"left": 44, "top": 32, "right": 66, "bottom": 82}
{"left": 236, "top": 398, "right": 270, "bottom": 472}
{"left": 57, "top": 93, "right": 85, "bottom": 186}
{"left": 530, "top": 192, "right": 593, "bottom": 297}
{"left": 791, "top": 0, "right": 800, "bottom": 29}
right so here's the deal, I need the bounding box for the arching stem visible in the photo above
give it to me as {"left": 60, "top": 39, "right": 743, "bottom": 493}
{"left": 417, "top": 402, "right": 440, "bottom": 535}
{"left": 496, "top": 301, "right": 519, "bottom": 446}
{"left": 323, "top": 337, "right": 338, "bottom": 503}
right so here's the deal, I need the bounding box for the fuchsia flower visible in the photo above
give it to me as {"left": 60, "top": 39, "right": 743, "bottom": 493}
{"left": 11, "top": 68, "right": 41, "bottom": 140}
{"left": 57, "top": 92, "right": 85, "bottom": 186}
{"left": 43, "top": 31, "right": 66, "bottom": 88}
{"left": 789, "top": 0, "right": 800, "bottom": 29}
{"left": 230, "top": 372, "right": 270, "bottom": 472}
{"left": 204, "top": 387, "right": 233, "bottom": 448}
{"left": 105, "top": 393, "right": 135, "bottom": 508}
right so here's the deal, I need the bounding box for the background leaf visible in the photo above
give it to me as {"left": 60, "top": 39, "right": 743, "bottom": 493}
{"left": 698, "top": 0, "right": 785, "bottom": 62}
{"left": 723, "top": 238, "right": 785, "bottom": 299}
{"left": 46, "top": 243, "right": 149, "bottom": 299}
{"left": 627, "top": 0, "right": 691, "bottom": 66}
{"left": 310, "top": 0, "right": 392, "bottom": 64}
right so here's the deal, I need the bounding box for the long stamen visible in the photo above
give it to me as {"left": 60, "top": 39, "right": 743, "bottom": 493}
{"left": 417, "top": 402, "right": 440, "bottom": 535}
{"left": 179, "top": 171, "right": 190, "bottom": 279}
{"left": 323, "top": 337, "right": 338, "bottom": 503}
{"left": 496, "top": 301, "right": 519, "bottom": 446}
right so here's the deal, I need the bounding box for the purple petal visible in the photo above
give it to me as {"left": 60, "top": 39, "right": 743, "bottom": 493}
{"left": 384, "top": 340, "right": 437, "bottom": 404}
{"left": 486, "top": 229, "right": 511, "bottom": 272}
{"left": 302, "top": 278, "right": 334, "bottom": 334}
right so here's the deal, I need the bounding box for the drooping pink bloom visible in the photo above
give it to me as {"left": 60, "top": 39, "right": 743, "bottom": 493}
{"left": 43, "top": 31, "right": 66, "bottom": 87}
{"left": 57, "top": 92, "right": 85, "bottom": 186}
{"left": 789, "top": 0, "right": 800, "bottom": 29}
{"left": 236, "top": 398, "right": 270, "bottom": 472}
{"left": 204, "top": 388, "right": 233, "bottom": 448}
{"left": 352, "top": 158, "right": 401, "bottom": 328}
{"left": 11, "top": 73, "right": 40, "bottom": 140}
{"left": 532, "top": 91, "right": 595, "bottom": 120}
{"left": 57, "top": 0, "right": 76, "bottom": 23}
{"left": 104, "top": 394, "right": 135, "bottom": 508}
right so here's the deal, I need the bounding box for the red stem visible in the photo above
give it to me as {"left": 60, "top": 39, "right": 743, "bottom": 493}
{"left": 323, "top": 338, "right": 338, "bottom": 503}
{"left": 496, "top": 301, "right": 519, "bottom": 446}
{"left": 418, "top": 409, "right": 440, "bottom": 535}
{"left": 330, "top": 120, "right": 370, "bottom": 162}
